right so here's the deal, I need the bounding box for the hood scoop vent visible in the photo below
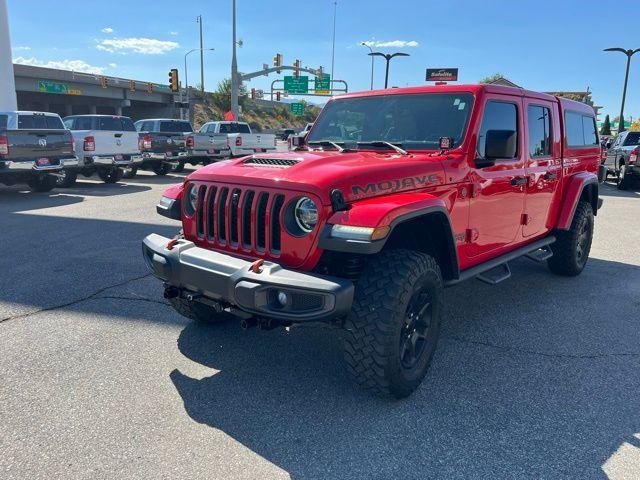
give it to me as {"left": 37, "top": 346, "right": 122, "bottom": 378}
{"left": 243, "top": 157, "right": 301, "bottom": 168}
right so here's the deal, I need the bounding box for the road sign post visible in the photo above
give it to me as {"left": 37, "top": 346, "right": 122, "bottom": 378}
{"left": 284, "top": 76, "right": 309, "bottom": 94}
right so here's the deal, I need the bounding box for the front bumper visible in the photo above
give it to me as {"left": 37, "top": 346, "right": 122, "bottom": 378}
{"left": 142, "top": 233, "right": 354, "bottom": 322}
{"left": 1, "top": 157, "right": 77, "bottom": 172}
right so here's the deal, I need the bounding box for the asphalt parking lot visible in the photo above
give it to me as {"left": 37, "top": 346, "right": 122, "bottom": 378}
{"left": 1, "top": 170, "right": 639, "bottom": 480}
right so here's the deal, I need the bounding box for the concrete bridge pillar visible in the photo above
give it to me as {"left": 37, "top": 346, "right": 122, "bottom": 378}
{"left": 0, "top": 0, "right": 17, "bottom": 110}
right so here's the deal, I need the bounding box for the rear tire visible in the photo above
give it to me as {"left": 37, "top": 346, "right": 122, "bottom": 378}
{"left": 547, "top": 200, "right": 594, "bottom": 276}
{"left": 98, "top": 167, "right": 124, "bottom": 184}
{"left": 342, "top": 249, "right": 443, "bottom": 398}
{"left": 27, "top": 174, "right": 57, "bottom": 192}
{"left": 172, "top": 161, "right": 185, "bottom": 173}
{"left": 617, "top": 163, "right": 629, "bottom": 190}
{"left": 168, "top": 296, "right": 233, "bottom": 324}
{"left": 55, "top": 169, "right": 77, "bottom": 188}
{"left": 122, "top": 165, "right": 138, "bottom": 179}
{"left": 152, "top": 163, "right": 171, "bottom": 176}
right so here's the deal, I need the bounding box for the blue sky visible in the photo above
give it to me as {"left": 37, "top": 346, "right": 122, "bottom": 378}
{"left": 7, "top": 0, "right": 640, "bottom": 121}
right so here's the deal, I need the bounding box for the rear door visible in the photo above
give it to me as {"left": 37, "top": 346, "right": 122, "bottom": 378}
{"left": 468, "top": 96, "right": 526, "bottom": 257}
{"left": 523, "top": 99, "right": 562, "bottom": 237}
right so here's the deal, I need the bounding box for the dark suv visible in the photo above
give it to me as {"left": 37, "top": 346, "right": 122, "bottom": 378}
{"left": 604, "top": 130, "right": 640, "bottom": 189}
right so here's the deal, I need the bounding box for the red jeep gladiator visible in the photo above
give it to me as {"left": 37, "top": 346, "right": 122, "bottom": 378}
{"left": 143, "top": 84, "right": 602, "bottom": 398}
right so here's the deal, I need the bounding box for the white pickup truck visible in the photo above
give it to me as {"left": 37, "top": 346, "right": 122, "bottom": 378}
{"left": 199, "top": 121, "right": 276, "bottom": 157}
{"left": 59, "top": 115, "right": 142, "bottom": 186}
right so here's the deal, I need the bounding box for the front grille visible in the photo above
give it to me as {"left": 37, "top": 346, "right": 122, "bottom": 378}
{"left": 243, "top": 157, "right": 300, "bottom": 168}
{"left": 192, "top": 183, "right": 286, "bottom": 257}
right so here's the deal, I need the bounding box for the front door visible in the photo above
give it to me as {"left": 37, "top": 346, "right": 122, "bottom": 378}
{"left": 523, "top": 100, "right": 562, "bottom": 237}
{"left": 468, "top": 97, "right": 526, "bottom": 257}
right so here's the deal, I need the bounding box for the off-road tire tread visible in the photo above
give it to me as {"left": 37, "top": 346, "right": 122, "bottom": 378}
{"left": 342, "top": 249, "right": 443, "bottom": 398}
{"left": 548, "top": 200, "right": 593, "bottom": 276}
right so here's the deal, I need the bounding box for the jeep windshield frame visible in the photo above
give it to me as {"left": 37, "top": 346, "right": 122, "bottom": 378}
{"left": 307, "top": 92, "right": 474, "bottom": 151}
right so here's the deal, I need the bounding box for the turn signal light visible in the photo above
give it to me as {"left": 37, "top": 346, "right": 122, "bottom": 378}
{"left": 630, "top": 147, "right": 639, "bottom": 164}
{"left": 0, "top": 135, "right": 9, "bottom": 156}
{"left": 140, "top": 135, "right": 152, "bottom": 150}
{"left": 83, "top": 136, "right": 95, "bottom": 151}
{"left": 236, "top": 136, "right": 242, "bottom": 147}
{"left": 186, "top": 136, "right": 195, "bottom": 148}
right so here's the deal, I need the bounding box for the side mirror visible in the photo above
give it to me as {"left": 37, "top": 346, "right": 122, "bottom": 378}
{"left": 475, "top": 129, "right": 517, "bottom": 168}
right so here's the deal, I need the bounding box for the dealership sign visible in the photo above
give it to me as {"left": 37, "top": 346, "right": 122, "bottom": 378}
{"left": 425, "top": 68, "right": 458, "bottom": 82}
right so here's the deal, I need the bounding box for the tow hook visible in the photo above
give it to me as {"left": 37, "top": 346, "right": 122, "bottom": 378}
{"left": 163, "top": 286, "right": 180, "bottom": 299}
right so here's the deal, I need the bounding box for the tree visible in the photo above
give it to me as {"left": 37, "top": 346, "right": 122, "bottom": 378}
{"left": 600, "top": 115, "right": 612, "bottom": 136}
{"left": 630, "top": 119, "right": 640, "bottom": 132}
{"left": 480, "top": 73, "right": 505, "bottom": 84}
{"left": 210, "top": 78, "right": 247, "bottom": 113}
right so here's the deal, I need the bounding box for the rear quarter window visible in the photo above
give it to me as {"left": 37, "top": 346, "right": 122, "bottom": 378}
{"left": 622, "top": 132, "right": 640, "bottom": 146}
{"left": 565, "top": 111, "right": 598, "bottom": 148}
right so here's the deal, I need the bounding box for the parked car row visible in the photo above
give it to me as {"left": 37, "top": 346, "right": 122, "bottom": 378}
{"left": 601, "top": 130, "right": 640, "bottom": 190}
{"left": 0, "top": 111, "right": 278, "bottom": 192}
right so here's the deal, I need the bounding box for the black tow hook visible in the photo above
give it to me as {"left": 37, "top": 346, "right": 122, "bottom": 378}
{"left": 163, "top": 286, "right": 180, "bottom": 299}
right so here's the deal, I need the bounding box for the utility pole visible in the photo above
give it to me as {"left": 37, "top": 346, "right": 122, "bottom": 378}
{"left": 231, "top": 0, "right": 239, "bottom": 119}
{"left": 330, "top": 1, "right": 337, "bottom": 90}
{"left": 197, "top": 15, "right": 204, "bottom": 93}
{"left": 604, "top": 47, "right": 640, "bottom": 133}
{"left": 0, "top": 0, "right": 17, "bottom": 110}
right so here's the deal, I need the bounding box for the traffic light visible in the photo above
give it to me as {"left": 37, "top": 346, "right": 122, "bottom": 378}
{"left": 293, "top": 59, "right": 301, "bottom": 78}
{"left": 273, "top": 53, "right": 282, "bottom": 73}
{"left": 276, "top": 91, "right": 281, "bottom": 101}
{"left": 129, "top": 80, "right": 136, "bottom": 92}
{"left": 100, "top": 76, "right": 108, "bottom": 88}
{"left": 147, "top": 82, "right": 154, "bottom": 94}
{"left": 251, "top": 88, "right": 256, "bottom": 100}
{"left": 168, "top": 69, "right": 179, "bottom": 92}
{"left": 317, "top": 66, "right": 324, "bottom": 80}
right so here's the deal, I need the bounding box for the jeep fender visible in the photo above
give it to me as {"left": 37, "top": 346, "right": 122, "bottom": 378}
{"left": 319, "top": 192, "right": 459, "bottom": 280}
{"left": 157, "top": 183, "right": 184, "bottom": 220}
{"left": 556, "top": 172, "right": 599, "bottom": 230}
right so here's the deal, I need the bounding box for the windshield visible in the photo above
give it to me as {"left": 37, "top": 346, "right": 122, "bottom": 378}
{"left": 307, "top": 93, "right": 474, "bottom": 150}
{"left": 219, "top": 123, "right": 251, "bottom": 133}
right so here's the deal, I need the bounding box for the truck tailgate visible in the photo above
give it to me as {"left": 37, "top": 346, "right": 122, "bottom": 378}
{"left": 5, "top": 129, "right": 74, "bottom": 161}
{"left": 150, "top": 133, "right": 186, "bottom": 152}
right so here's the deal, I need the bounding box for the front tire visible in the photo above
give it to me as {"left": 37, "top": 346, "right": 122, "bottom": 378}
{"left": 27, "top": 174, "right": 57, "bottom": 192}
{"left": 168, "top": 296, "right": 232, "bottom": 324}
{"left": 172, "top": 161, "right": 185, "bottom": 173}
{"left": 343, "top": 249, "right": 443, "bottom": 398}
{"left": 547, "top": 200, "right": 594, "bottom": 276}
{"left": 55, "top": 169, "right": 77, "bottom": 188}
{"left": 98, "top": 167, "right": 124, "bottom": 184}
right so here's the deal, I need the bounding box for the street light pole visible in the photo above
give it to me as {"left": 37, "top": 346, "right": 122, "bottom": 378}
{"left": 330, "top": 1, "right": 337, "bottom": 88}
{"left": 604, "top": 47, "right": 640, "bottom": 133}
{"left": 360, "top": 42, "right": 374, "bottom": 89}
{"left": 368, "top": 52, "right": 409, "bottom": 89}
{"left": 0, "top": 0, "right": 17, "bottom": 110}
{"left": 197, "top": 15, "right": 205, "bottom": 93}
{"left": 231, "top": 0, "right": 239, "bottom": 119}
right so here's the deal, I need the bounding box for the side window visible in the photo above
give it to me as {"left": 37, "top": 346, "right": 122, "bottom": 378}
{"left": 63, "top": 118, "right": 74, "bottom": 129}
{"left": 565, "top": 111, "right": 598, "bottom": 147}
{"left": 527, "top": 105, "right": 552, "bottom": 157}
{"left": 478, "top": 101, "right": 518, "bottom": 158}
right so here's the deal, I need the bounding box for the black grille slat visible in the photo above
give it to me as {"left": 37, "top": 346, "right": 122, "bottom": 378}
{"left": 206, "top": 186, "right": 217, "bottom": 240}
{"left": 229, "top": 189, "right": 241, "bottom": 246}
{"left": 196, "top": 186, "right": 206, "bottom": 237}
{"left": 256, "top": 193, "right": 269, "bottom": 251}
{"left": 270, "top": 195, "right": 284, "bottom": 253}
{"left": 242, "top": 191, "right": 255, "bottom": 248}
{"left": 244, "top": 158, "right": 300, "bottom": 168}
{"left": 217, "top": 187, "right": 229, "bottom": 243}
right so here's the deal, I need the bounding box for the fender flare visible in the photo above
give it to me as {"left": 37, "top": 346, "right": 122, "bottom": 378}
{"left": 318, "top": 194, "right": 460, "bottom": 280}
{"left": 556, "top": 173, "right": 599, "bottom": 230}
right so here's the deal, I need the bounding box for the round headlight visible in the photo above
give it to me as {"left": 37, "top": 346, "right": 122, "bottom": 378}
{"left": 294, "top": 197, "right": 318, "bottom": 232}
{"left": 185, "top": 183, "right": 198, "bottom": 216}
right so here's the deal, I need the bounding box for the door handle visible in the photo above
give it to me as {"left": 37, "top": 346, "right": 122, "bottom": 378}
{"left": 543, "top": 172, "right": 558, "bottom": 180}
{"left": 510, "top": 177, "right": 527, "bottom": 186}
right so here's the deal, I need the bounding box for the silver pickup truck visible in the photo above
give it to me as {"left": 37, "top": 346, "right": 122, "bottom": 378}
{"left": 134, "top": 119, "right": 229, "bottom": 176}
{"left": 0, "top": 111, "right": 77, "bottom": 192}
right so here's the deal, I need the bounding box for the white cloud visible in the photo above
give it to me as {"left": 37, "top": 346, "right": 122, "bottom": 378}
{"left": 12, "top": 46, "right": 31, "bottom": 51}
{"left": 96, "top": 37, "right": 179, "bottom": 55}
{"left": 169, "top": 31, "right": 178, "bottom": 36}
{"left": 13, "top": 56, "right": 106, "bottom": 74}
{"left": 101, "top": 27, "right": 114, "bottom": 33}
{"left": 361, "top": 40, "right": 419, "bottom": 48}
{"left": 108, "top": 63, "right": 117, "bottom": 68}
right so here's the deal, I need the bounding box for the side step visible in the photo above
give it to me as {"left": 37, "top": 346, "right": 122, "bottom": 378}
{"left": 445, "top": 236, "right": 556, "bottom": 287}
{"left": 476, "top": 263, "right": 511, "bottom": 285}
{"left": 525, "top": 246, "right": 553, "bottom": 263}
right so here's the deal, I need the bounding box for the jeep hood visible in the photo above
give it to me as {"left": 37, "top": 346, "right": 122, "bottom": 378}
{"left": 188, "top": 150, "right": 450, "bottom": 205}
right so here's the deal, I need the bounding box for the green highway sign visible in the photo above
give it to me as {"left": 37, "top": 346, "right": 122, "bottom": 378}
{"left": 314, "top": 74, "right": 331, "bottom": 94}
{"left": 290, "top": 103, "right": 304, "bottom": 115}
{"left": 38, "top": 81, "right": 69, "bottom": 94}
{"left": 284, "top": 76, "right": 308, "bottom": 94}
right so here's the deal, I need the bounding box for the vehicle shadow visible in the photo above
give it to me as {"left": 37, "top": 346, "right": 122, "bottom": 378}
{"left": 53, "top": 181, "right": 151, "bottom": 197}
{"left": 171, "top": 256, "right": 640, "bottom": 479}
{"left": 599, "top": 180, "right": 640, "bottom": 198}
{"left": 0, "top": 189, "right": 85, "bottom": 212}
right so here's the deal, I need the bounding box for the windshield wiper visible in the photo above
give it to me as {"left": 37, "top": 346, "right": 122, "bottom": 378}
{"left": 357, "top": 141, "right": 408, "bottom": 156}
{"left": 307, "top": 140, "right": 350, "bottom": 152}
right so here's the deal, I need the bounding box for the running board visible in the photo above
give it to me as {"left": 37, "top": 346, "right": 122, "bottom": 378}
{"left": 476, "top": 263, "right": 511, "bottom": 285}
{"left": 445, "top": 236, "right": 556, "bottom": 287}
{"left": 525, "top": 246, "right": 553, "bottom": 263}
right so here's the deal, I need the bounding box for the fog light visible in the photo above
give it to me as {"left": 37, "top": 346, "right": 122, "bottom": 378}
{"left": 277, "top": 291, "right": 288, "bottom": 306}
